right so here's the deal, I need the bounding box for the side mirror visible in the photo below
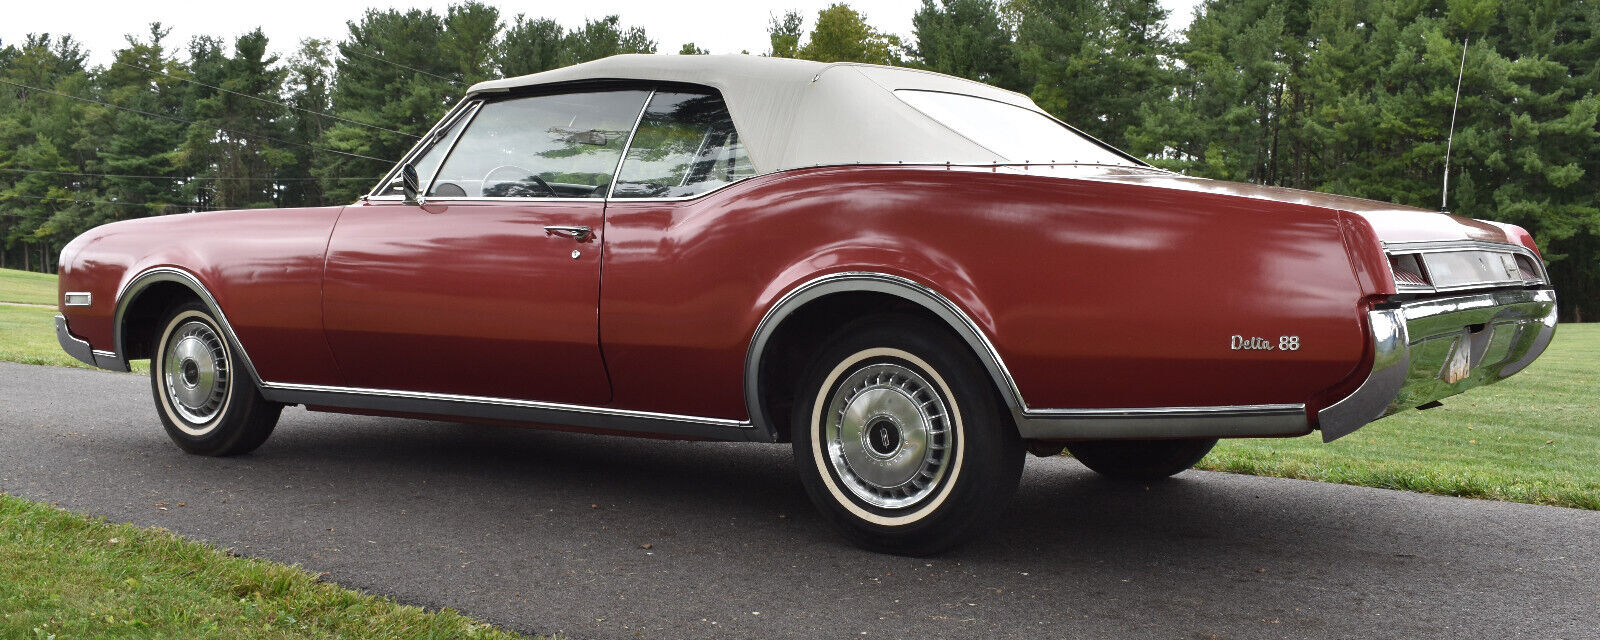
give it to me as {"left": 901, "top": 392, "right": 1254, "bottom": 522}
{"left": 401, "top": 163, "right": 422, "bottom": 205}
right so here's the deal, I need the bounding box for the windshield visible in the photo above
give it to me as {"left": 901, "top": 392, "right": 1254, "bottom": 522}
{"left": 895, "top": 90, "right": 1138, "bottom": 167}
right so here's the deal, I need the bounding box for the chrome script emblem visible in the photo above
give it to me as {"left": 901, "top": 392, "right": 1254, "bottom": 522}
{"left": 1231, "top": 335, "right": 1301, "bottom": 351}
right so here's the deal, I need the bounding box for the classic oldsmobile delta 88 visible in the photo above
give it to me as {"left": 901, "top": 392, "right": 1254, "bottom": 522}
{"left": 55, "top": 55, "right": 1557, "bottom": 553}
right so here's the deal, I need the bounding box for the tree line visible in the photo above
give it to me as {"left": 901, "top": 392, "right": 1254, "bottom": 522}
{"left": 1, "top": 0, "right": 1595, "bottom": 320}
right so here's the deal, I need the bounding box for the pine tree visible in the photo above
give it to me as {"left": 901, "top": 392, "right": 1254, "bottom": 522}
{"left": 911, "top": 0, "right": 1024, "bottom": 90}
{"left": 180, "top": 29, "right": 292, "bottom": 210}
{"left": 280, "top": 39, "right": 334, "bottom": 208}
{"left": 319, "top": 8, "right": 461, "bottom": 204}
{"left": 768, "top": 11, "right": 805, "bottom": 58}
{"left": 94, "top": 23, "right": 187, "bottom": 221}
{"left": 560, "top": 16, "right": 656, "bottom": 66}
{"left": 441, "top": 1, "right": 502, "bottom": 85}
{"left": 0, "top": 34, "right": 94, "bottom": 272}
{"left": 797, "top": 3, "right": 902, "bottom": 65}
{"left": 498, "top": 16, "right": 564, "bottom": 76}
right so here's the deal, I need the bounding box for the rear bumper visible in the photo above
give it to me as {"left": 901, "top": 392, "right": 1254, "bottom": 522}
{"left": 1317, "top": 288, "right": 1557, "bottom": 441}
{"left": 56, "top": 314, "right": 129, "bottom": 371}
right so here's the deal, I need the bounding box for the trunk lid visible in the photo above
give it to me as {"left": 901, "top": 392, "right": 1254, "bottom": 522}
{"left": 1065, "top": 168, "right": 1517, "bottom": 246}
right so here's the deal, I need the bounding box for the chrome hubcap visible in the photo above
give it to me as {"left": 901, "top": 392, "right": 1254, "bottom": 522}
{"left": 163, "top": 320, "right": 229, "bottom": 425}
{"left": 824, "top": 362, "right": 953, "bottom": 509}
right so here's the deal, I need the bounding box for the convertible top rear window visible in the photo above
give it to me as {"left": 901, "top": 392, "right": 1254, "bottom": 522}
{"left": 895, "top": 90, "right": 1137, "bottom": 167}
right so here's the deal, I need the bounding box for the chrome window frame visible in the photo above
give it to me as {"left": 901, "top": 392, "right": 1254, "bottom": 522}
{"left": 365, "top": 83, "right": 767, "bottom": 206}
{"left": 416, "top": 101, "right": 483, "bottom": 199}
{"left": 367, "top": 97, "right": 483, "bottom": 201}
{"left": 890, "top": 88, "right": 1149, "bottom": 168}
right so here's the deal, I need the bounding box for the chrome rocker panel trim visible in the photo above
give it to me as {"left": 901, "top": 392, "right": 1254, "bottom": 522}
{"left": 1318, "top": 288, "right": 1557, "bottom": 442}
{"left": 1016, "top": 404, "right": 1311, "bottom": 440}
{"left": 112, "top": 266, "right": 759, "bottom": 442}
{"left": 744, "top": 271, "right": 1313, "bottom": 442}
{"left": 261, "top": 383, "right": 762, "bottom": 442}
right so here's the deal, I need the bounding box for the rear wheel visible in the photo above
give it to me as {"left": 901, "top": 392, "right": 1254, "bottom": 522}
{"left": 791, "top": 315, "right": 1024, "bottom": 555}
{"left": 150, "top": 301, "right": 281, "bottom": 456}
{"left": 1065, "top": 438, "right": 1217, "bottom": 480}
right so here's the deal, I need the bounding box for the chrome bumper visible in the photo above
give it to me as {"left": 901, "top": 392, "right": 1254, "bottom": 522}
{"left": 55, "top": 314, "right": 129, "bottom": 371}
{"left": 1317, "top": 289, "right": 1557, "bottom": 442}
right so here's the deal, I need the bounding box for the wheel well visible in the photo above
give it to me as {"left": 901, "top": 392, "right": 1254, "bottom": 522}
{"left": 756, "top": 291, "right": 993, "bottom": 442}
{"left": 119, "top": 281, "right": 201, "bottom": 360}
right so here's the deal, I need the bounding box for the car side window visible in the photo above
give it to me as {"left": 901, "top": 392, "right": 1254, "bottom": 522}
{"left": 427, "top": 89, "right": 650, "bottom": 198}
{"left": 611, "top": 91, "right": 755, "bottom": 199}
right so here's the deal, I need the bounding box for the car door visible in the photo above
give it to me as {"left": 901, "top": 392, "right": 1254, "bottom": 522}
{"left": 322, "top": 88, "right": 652, "bottom": 405}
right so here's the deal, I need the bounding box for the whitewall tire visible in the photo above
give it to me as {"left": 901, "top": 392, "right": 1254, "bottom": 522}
{"left": 792, "top": 314, "right": 1023, "bottom": 555}
{"left": 150, "top": 301, "right": 281, "bottom": 456}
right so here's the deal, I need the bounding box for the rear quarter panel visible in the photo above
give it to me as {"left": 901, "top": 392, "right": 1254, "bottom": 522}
{"left": 601, "top": 166, "right": 1371, "bottom": 418}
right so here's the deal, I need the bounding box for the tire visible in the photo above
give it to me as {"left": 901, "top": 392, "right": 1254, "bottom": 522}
{"left": 791, "top": 315, "right": 1024, "bottom": 555}
{"left": 150, "top": 301, "right": 282, "bottom": 456}
{"left": 1065, "top": 438, "right": 1218, "bottom": 480}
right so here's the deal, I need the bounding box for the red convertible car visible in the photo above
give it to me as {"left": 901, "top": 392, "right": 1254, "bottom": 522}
{"left": 56, "top": 55, "right": 1557, "bottom": 553}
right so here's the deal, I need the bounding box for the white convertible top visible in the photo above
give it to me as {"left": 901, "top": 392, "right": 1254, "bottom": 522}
{"left": 466, "top": 54, "right": 1050, "bottom": 173}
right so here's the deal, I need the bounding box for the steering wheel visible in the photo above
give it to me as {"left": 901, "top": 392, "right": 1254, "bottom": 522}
{"left": 482, "top": 165, "right": 557, "bottom": 197}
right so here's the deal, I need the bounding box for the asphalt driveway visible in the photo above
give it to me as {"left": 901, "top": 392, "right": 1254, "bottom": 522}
{"left": 1, "top": 362, "right": 1595, "bottom": 639}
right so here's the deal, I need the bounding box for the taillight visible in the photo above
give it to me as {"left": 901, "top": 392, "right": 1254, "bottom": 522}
{"left": 1389, "top": 254, "right": 1429, "bottom": 287}
{"left": 1514, "top": 254, "right": 1541, "bottom": 281}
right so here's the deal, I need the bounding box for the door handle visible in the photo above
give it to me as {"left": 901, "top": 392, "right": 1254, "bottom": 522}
{"left": 544, "top": 225, "right": 592, "bottom": 242}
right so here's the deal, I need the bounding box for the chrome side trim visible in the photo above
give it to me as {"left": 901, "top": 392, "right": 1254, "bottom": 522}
{"left": 114, "top": 266, "right": 258, "bottom": 382}
{"left": 1016, "top": 404, "right": 1310, "bottom": 440}
{"left": 744, "top": 271, "right": 1026, "bottom": 440}
{"left": 263, "top": 382, "right": 761, "bottom": 442}
{"left": 63, "top": 292, "right": 92, "bottom": 306}
{"left": 1317, "top": 288, "right": 1557, "bottom": 442}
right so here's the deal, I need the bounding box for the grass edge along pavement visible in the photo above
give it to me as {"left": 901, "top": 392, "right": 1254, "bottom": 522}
{"left": 0, "top": 493, "right": 541, "bottom": 639}
{"left": 1197, "top": 323, "right": 1599, "bottom": 510}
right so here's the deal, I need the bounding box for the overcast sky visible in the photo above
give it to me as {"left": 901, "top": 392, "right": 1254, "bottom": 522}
{"left": 3, "top": 0, "right": 1203, "bottom": 68}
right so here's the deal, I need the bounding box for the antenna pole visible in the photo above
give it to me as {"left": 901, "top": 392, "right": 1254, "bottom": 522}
{"left": 1442, "top": 38, "right": 1468, "bottom": 211}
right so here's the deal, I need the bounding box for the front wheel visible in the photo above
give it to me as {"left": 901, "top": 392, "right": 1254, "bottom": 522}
{"left": 1064, "top": 438, "right": 1218, "bottom": 480}
{"left": 150, "top": 301, "right": 282, "bottom": 456}
{"left": 792, "top": 315, "right": 1024, "bottom": 555}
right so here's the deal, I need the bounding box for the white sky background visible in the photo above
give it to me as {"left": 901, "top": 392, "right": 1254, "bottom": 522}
{"left": 2, "top": 0, "right": 1203, "bottom": 69}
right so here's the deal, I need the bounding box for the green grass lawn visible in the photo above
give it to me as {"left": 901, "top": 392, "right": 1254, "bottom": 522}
{"left": 0, "top": 494, "right": 535, "bottom": 639}
{"left": 0, "top": 266, "right": 58, "bottom": 305}
{"left": 2, "top": 267, "right": 526, "bottom": 638}
{"left": 0, "top": 303, "right": 149, "bottom": 373}
{"left": 1199, "top": 322, "right": 1600, "bottom": 510}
